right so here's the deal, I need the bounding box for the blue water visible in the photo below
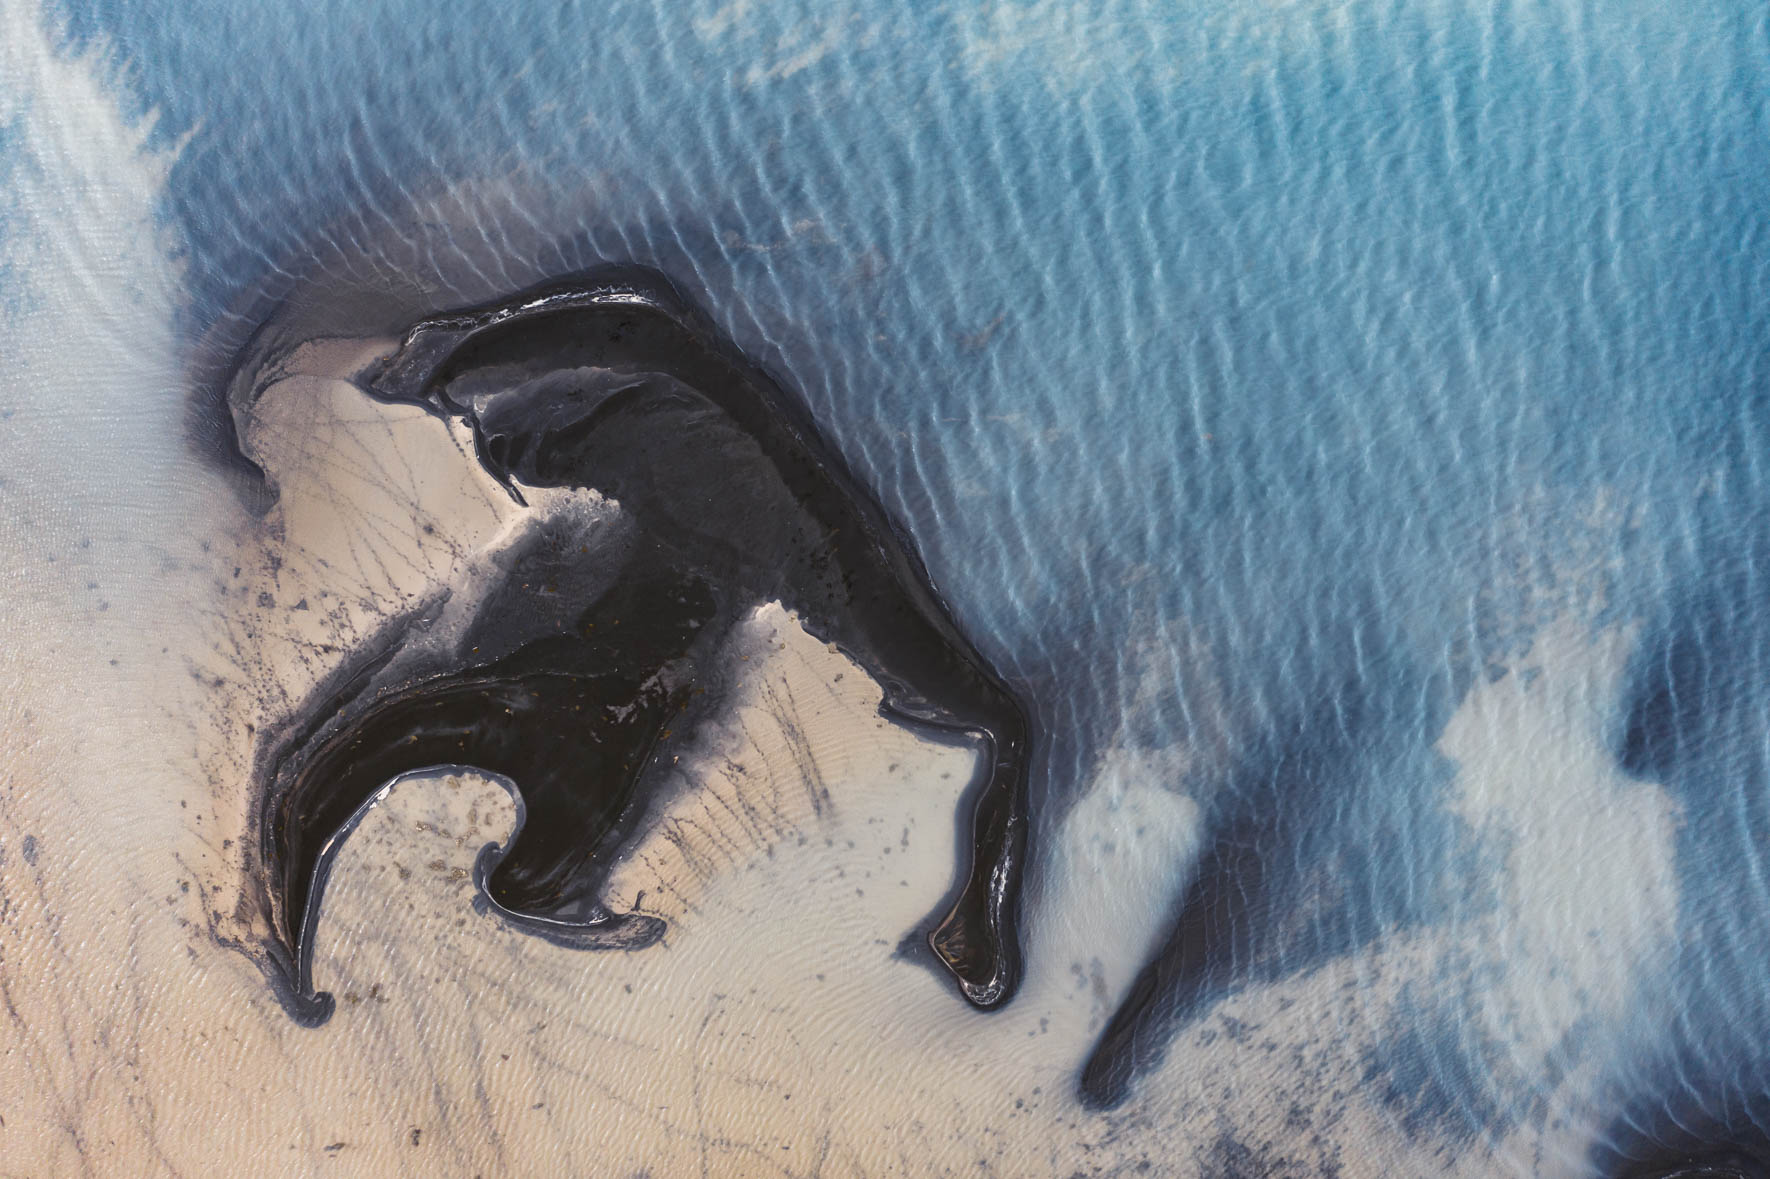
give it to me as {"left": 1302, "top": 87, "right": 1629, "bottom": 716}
{"left": 33, "top": 0, "right": 1770, "bottom": 1164}
{"left": 58, "top": 0, "right": 1762, "bottom": 764}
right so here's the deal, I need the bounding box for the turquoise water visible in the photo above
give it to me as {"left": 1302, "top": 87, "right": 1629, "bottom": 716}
{"left": 29, "top": 0, "right": 1770, "bottom": 1166}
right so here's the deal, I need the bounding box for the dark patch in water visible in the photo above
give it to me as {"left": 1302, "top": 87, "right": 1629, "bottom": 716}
{"left": 1078, "top": 639, "right": 1459, "bottom": 1110}
{"left": 1618, "top": 610, "right": 1716, "bottom": 781}
{"left": 1599, "top": 1128, "right": 1770, "bottom": 1179}
{"left": 1077, "top": 805, "right": 1275, "bottom": 1109}
{"left": 252, "top": 266, "right": 1031, "bottom": 1021}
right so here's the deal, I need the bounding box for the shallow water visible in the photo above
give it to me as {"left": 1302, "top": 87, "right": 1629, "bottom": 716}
{"left": 3, "top": 0, "right": 1769, "bottom": 1173}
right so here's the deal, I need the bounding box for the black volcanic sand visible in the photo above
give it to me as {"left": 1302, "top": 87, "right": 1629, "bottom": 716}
{"left": 252, "top": 267, "right": 1031, "bottom": 1023}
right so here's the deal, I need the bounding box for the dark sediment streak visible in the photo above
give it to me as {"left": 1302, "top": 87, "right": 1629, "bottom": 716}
{"left": 1077, "top": 809, "right": 1275, "bottom": 1110}
{"left": 253, "top": 266, "right": 1031, "bottom": 1021}
{"left": 1601, "top": 1137, "right": 1768, "bottom": 1179}
{"left": 1077, "top": 646, "right": 1453, "bottom": 1111}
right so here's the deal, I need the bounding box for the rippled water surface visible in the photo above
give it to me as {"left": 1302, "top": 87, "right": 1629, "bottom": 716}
{"left": 4, "top": 0, "right": 1769, "bottom": 1174}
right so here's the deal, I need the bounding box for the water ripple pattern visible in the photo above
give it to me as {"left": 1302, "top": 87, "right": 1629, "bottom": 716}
{"left": 25, "top": 0, "right": 1770, "bottom": 1167}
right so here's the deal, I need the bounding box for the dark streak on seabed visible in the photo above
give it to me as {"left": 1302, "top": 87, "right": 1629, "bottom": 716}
{"left": 243, "top": 266, "right": 1033, "bottom": 1025}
